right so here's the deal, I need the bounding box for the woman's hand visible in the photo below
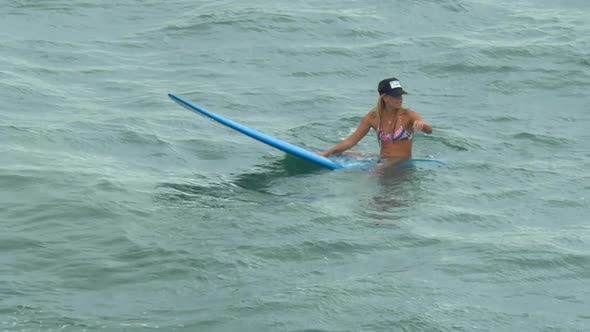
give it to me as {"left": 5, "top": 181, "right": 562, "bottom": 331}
{"left": 317, "top": 151, "right": 329, "bottom": 157}
{"left": 413, "top": 120, "right": 432, "bottom": 134}
{"left": 413, "top": 120, "right": 426, "bottom": 130}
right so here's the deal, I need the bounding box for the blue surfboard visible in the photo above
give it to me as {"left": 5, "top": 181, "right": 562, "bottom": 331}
{"left": 168, "top": 94, "right": 445, "bottom": 170}
{"left": 169, "top": 94, "right": 343, "bottom": 169}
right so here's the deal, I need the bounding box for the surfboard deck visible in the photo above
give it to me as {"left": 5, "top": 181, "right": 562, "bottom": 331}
{"left": 168, "top": 94, "right": 445, "bottom": 171}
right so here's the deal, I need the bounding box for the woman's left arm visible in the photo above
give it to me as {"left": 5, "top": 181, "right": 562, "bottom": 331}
{"left": 408, "top": 110, "right": 432, "bottom": 134}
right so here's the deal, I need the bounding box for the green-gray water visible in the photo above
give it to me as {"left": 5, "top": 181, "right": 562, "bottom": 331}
{"left": 2, "top": 1, "right": 589, "bottom": 331}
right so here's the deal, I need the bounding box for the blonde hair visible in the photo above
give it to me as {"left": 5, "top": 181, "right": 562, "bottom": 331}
{"left": 374, "top": 94, "right": 387, "bottom": 125}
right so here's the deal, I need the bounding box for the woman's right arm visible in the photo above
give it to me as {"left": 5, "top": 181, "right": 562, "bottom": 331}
{"left": 318, "top": 113, "right": 373, "bottom": 157}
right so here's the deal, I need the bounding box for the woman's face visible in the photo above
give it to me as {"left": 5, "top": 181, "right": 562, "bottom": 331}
{"left": 384, "top": 95, "right": 403, "bottom": 109}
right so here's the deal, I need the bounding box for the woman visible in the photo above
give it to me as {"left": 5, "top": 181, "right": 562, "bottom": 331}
{"left": 319, "top": 77, "right": 432, "bottom": 169}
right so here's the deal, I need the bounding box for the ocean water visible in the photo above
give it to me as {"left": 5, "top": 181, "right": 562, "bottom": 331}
{"left": 1, "top": 0, "right": 589, "bottom": 331}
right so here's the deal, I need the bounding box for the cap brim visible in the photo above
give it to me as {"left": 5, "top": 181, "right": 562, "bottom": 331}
{"left": 384, "top": 89, "right": 408, "bottom": 97}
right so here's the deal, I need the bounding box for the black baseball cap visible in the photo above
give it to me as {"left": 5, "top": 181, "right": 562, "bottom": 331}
{"left": 377, "top": 78, "right": 408, "bottom": 97}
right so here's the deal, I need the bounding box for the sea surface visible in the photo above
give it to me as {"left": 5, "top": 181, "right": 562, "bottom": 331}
{"left": 1, "top": 0, "right": 589, "bottom": 331}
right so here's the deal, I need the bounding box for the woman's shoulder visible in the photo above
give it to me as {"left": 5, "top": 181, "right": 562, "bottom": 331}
{"left": 402, "top": 108, "right": 421, "bottom": 119}
{"left": 364, "top": 108, "right": 378, "bottom": 119}
{"left": 370, "top": 108, "right": 383, "bottom": 123}
{"left": 401, "top": 108, "right": 420, "bottom": 126}
{"left": 402, "top": 107, "right": 418, "bottom": 115}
